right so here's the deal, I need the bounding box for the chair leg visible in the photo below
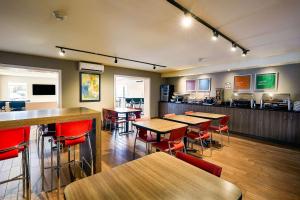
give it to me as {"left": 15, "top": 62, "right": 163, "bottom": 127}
{"left": 210, "top": 131, "right": 212, "bottom": 156}
{"left": 133, "top": 133, "right": 137, "bottom": 159}
{"left": 56, "top": 140, "right": 61, "bottom": 200}
{"left": 220, "top": 131, "right": 223, "bottom": 147}
{"left": 227, "top": 130, "right": 230, "bottom": 144}
{"left": 199, "top": 139, "right": 204, "bottom": 155}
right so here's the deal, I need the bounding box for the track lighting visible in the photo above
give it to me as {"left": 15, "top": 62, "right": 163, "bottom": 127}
{"left": 211, "top": 30, "right": 219, "bottom": 41}
{"left": 114, "top": 57, "right": 118, "bottom": 63}
{"left": 181, "top": 13, "right": 192, "bottom": 28}
{"left": 153, "top": 65, "right": 156, "bottom": 70}
{"left": 242, "top": 50, "right": 248, "bottom": 57}
{"left": 231, "top": 43, "right": 237, "bottom": 52}
{"left": 59, "top": 48, "right": 65, "bottom": 57}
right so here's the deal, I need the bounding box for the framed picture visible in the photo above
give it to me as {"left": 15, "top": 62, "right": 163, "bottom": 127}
{"left": 186, "top": 79, "right": 196, "bottom": 91}
{"left": 80, "top": 72, "right": 101, "bottom": 102}
{"left": 197, "top": 78, "right": 211, "bottom": 92}
{"left": 255, "top": 72, "right": 278, "bottom": 91}
{"left": 234, "top": 74, "right": 252, "bottom": 92}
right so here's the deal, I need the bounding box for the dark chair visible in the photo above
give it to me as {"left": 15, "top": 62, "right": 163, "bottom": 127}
{"left": 0, "top": 101, "right": 6, "bottom": 111}
{"left": 175, "top": 152, "right": 222, "bottom": 177}
{"left": 9, "top": 101, "right": 26, "bottom": 111}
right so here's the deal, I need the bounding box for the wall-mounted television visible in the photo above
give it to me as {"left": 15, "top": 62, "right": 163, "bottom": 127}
{"left": 32, "top": 84, "right": 56, "bottom": 95}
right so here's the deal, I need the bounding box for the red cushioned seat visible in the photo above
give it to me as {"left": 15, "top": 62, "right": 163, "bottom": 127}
{"left": 187, "top": 131, "right": 210, "bottom": 140}
{"left": 176, "top": 152, "right": 222, "bottom": 177}
{"left": 210, "top": 125, "right": 229, "bottom": 132}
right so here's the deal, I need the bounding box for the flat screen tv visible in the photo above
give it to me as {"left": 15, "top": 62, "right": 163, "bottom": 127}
{"left": 32, "top": 84, "right": 56, "bottom": 95}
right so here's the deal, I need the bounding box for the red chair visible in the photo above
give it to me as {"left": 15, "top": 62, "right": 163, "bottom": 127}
{"left": 175, "top": 152, "right": 222, "bottom": 177}
{"left": 102, "top": 108, "right": 112, "bottom": 130}
{"left": 187, "top": 121, "right": 212, "bottom": 155}
{"left": 52, "top": 120, "right": 93, "bottom": 199}
{"left": 133, "top": 127, "right": 157, "bottom": 158}
{"left": 0, "top": 127, "right": 31, "bottom": 199}
{"left": 164, "top": 113, "right": 176, "bottom": 118}
{"left": 110, "top": 111, "right": 127, "bottom": 135}
{"left": 128, "top": 110, "right": 142, "bottom": 131}
{"left": 152, "top": 126, "right": 187, "bottom": 155}
{"left": 210, "top": 115, "right": 230, "bottom": 145}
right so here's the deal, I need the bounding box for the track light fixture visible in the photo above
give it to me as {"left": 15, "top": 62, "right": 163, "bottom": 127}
{"left": 181, "top": 13, "right": 192, "bottom": 28}
{"left": 55, "top": 46, "right": 167, "bottom": 69}
{"left": 242, "top": 50, "right": 248, "bottom": 57}
{"left": 211, "top": 30, "right": 219, "bottom": 41}
{"left": 231, "top": 43, "right": 237, "bottom": 52}
{"left": 153, "top": 65, "right": 156, "bottom": 70}
{"left": 167, "top": 0, "right": 250, "bottom": 56}
{"left": 59, "top": 48, "right": 65, "bottom": 57}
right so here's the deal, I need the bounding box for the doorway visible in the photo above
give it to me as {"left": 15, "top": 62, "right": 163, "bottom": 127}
{"left": 114, "top": 75, "right": 150, "bottom": 118}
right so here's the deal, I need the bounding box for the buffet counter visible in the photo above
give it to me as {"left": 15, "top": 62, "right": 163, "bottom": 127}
{"left": 159, "top": 102, "right": 300, "bottom": 145}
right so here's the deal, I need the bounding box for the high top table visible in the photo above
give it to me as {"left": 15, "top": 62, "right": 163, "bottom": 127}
{"left": 0, "top": 107, "right": 102, "bottom": 172}
{"left": 64, "top": 152, "right": 242, "bottom": 200}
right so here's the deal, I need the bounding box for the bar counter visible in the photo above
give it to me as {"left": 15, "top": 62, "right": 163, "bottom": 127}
{"left": 159, "top": 102, "right": 300, "bottom": 145}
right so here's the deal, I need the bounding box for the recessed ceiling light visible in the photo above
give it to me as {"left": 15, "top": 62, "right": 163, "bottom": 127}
{"left": 181, "top": 13, "right": 192, "bottom": 28}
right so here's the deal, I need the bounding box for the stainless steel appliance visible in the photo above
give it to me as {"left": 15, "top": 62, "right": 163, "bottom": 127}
{"left": 160, "top": 85, "right": 174, "bottom": 102}
{"left": 260, "top": 93, "right": 292, "bottom": 111}
{"left": 230, "top": 93, "right": 256, "bottom": 108}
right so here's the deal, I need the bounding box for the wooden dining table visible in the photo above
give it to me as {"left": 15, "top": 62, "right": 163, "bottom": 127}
{"left": 164, "top": 114, "right": 211, "bottom": 126}
{"left": 0, "top": 107, "right": 102, "bottom": 172}
{"left": 64, "top": 152, "right": 242, "bottom": 200}
{"left": 185, "top": 111, "right": 226, "bottom": 120}
{"left": 132, "top": 118, "right": 187, "bottom": 142}
{"left": 106, "top": 107, "right": 142, "bottom": 133}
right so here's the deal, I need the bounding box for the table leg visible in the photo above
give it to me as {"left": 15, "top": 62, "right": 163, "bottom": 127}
{"left": 125, "top": 113, "right": 129, "bottom": 132}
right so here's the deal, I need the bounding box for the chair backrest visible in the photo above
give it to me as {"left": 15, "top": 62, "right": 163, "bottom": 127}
{"left": 137, "top": 127, "right": 148, "bottom": 138}
{"left": 135, "top": 111, "right": 142, "bottom": 119}
{"left": 55, "top": 120, "right": 92, "bottom": 139}
{"left": 184, "top": 111, "right": 194, "bottom": 115}
{"left": 220, "top": 115, "right": 230, "bottom": 126}
{"left": 0, "top": 101, "right": 5, "bottom": 109}
{"left": 0, "top": 127, "right": 30, "bottom": 160}
{"left": 164, "top": 113, "right": 176, "bottom": 118}
{"left": 102, "top": 109, "right": 111, "bottom": 120}
{"left": 9, "top": 101, "right": 26, "bottom": 111}
{"left": 175, "top": 152, "right": 222, "bottom": 177}
{"left": 199, "top": 121, "right": 212, "bottom": 132}
{"left": 169, "top": 127, "right": 187, "bottom": 141}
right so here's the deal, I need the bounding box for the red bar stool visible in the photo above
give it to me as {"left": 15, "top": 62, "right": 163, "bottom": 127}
{"left": 187, "top": 121, "right": 212, "bottom": 155}
{"left": 210, "top": 115, "right": 230, "bottom": 146}
{"left": 0, "top": 127, "right": 31, "bottom": 199}
{"left": 175, "top": 152, "right": 222, "bottom": 177}
{"left": 52, "top": 120, "right": 93, "bottom": 199}
{"left": 152, "top": 126, "right": 187, "bottom": 155}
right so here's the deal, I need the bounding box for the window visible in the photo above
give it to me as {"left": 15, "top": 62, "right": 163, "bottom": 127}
{"left": 8, "top": 83, "right": 27, "bottom": 100}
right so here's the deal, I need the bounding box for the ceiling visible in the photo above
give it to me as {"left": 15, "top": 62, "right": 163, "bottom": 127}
{"left": 0, "top": 0, "right": 300, "bottom": 76}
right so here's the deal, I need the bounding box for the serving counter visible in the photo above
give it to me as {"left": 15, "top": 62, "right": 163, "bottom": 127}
{"left": 159, "top": 102, "right": 300, "bottom": 145}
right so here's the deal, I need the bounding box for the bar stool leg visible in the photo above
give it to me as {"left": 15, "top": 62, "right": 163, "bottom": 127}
{"left": 25, "top": 146, "right": 31, "bottom": 200}
{"left": 41, "top": 135, "right": 45, "bottom": 191}
{"left": 227, "top": 130, "right": 230, "bottom": 144}
{"left": 22, "top": 151, "right": 26, "bottom": 198}
{"left": 56, "top": 140, "right": 61, "bottom": 200}
{"left": 50, "top": 139, "right": 53, "bottom": 191}
{"left": 87, "top": 133, "right": 94, "bottom": 175}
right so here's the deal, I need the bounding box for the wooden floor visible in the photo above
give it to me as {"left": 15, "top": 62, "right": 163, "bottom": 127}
{"left": 1, "top": 127, "right": 300, "bottom": 200}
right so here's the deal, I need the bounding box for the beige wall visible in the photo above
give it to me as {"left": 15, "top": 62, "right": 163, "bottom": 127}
{"left": 164, "top": 63, "right": 300, "bottom": 102}
{"left": 0, "top": 51, "right": 162, "bottom": 117}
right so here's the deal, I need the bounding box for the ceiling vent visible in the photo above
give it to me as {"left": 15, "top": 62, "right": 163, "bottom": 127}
{"left": 52, "top": 10, "right": 67, "bottom": 21}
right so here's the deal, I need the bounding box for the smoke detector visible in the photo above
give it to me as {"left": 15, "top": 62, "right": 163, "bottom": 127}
{"left": 52, "top": 10, "right": 67, "bottom": 21}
